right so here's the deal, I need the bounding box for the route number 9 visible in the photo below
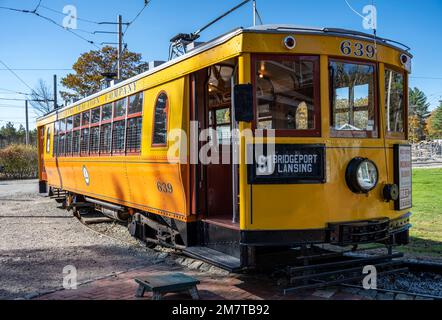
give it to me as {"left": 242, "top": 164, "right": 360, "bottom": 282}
{"left": 340, "top": 41, "right": 376, "bottom": 58}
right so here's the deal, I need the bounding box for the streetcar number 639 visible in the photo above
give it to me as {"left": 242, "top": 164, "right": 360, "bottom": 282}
{"left": 340, "top": 41, "right": 376, "bottom": 58}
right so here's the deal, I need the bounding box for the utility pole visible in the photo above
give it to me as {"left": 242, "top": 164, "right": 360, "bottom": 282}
{"left": 25, "top": 100, "right": 29, "bottom": 145}
{"left": 53, "top": 74, "right": 58, "bottom": 110}
{"left": 117, "top": 14, "right": 123, "bottom": 80}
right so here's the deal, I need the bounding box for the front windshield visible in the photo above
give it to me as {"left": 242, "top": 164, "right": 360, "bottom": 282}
{"left": 330, "top": 60, "right": 377, "bottom": 138}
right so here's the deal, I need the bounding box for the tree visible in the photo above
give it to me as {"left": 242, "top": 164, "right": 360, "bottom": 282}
{"left": 408, "top": 115, "right": 420, "bottom": 143}
{"left": 427, "top": 103, "right": 442, "bottom": 139}
{"left": 60, "top": 46, "right": 148, "bottom": 101}
{"left": 0, "top": 122, "right": 17, "bottom": 147}
{"left": 0, "top": 123, "right": 37, "bottom": 149}
{"left": 409, "top": 87, "right": 431, "bottom": 141}
{"left": 30, "top": 79, "right": 54, "bottom": 116}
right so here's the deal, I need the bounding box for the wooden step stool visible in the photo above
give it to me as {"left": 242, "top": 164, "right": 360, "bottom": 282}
{"left": 135, "top": 273, "right": 201, "bottom": 300}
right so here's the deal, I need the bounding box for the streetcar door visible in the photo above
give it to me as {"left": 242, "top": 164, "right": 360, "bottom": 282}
{"left": 191, "top": 61, "right": 236, "bottom": 224}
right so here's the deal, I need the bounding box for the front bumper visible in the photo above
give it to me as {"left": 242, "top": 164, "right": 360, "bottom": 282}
{"left": 240, "top": 213, "right": 412, "bottom": 247}
{"left": 328, "top": 213, "right": 412, "bottom": 246}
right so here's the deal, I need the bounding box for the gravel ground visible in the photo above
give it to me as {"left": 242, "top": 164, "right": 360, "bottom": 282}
{"left": 378, "top": 272, "right": 442, "bottom": 297}
{"left": 0, "top": 180, "right": 165, "bottom": 300}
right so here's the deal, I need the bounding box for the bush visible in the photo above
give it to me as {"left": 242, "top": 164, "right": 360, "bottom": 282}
{"left": 0, "top": 144, "right": 38, "bottom": 179}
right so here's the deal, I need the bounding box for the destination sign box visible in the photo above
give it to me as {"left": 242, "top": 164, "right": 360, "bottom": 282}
{"left": 248, "top": 144, "right": 326, "bottom": 184}
{"left": 395, "top": 145, "right": 412, "bottom": 211}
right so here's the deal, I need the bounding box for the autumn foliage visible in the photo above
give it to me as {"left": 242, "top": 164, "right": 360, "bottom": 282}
{"left": 61, "top": 46, "right": 148, "bottom": 101}
{"left": 0, "top": 144, "right": 38, "bottom": 179}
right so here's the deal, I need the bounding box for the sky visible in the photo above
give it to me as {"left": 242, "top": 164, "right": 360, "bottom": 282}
{"left": 0, "top": 0, "right": 441, "bottom": 130}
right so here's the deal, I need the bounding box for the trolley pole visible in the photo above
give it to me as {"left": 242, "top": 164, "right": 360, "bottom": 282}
{"left": 117, "top": 14, "right": 123, "bottom": 80}
{"left": 25, "top": 100, "right": 29, "bottom": 145}
{"left": 253, "top": 1, "right": 256, "bottom": 26}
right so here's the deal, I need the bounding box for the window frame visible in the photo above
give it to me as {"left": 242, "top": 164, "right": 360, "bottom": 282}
{"left": 58, "top": 118, "right": 67, "bottom": 157}
{"left": 80, "top": 110, "right": 91, "bottom": 157}
{"left": 126, "top": 93, "right": 143, "bottom": 155}
{"left": 151, "top": 91, "right": 170, "bottom": 148}
{"left": 384, "top": 64, "right": 408, "bottom": 140}
{"left": 100, "top": 104, "right": 113, "bottom": 156}
{"left": 89, "top": 107, "right": 101, "bottom": 156}
{"left": 53, "top": 120, "right": 59, "bottom": 157}
{"left": 64, "top": 116, "right": 73, "bottom": 157}
{"left": 111, "top": 119, "right": 126, "bottom": 155}
{"left": 126, "top": 116, "right": 143, "bottom": 155}
{"left": 46, "top": 127, "right": 51, "bottom": 154}
{"left": 128, "top": 92, "right": 144, "bottom": 116}
{"left": 251, "top": 54, "right": 322, "bottom": 137}
{"left": 329, "top": 57, "right": 379, "bottom": 139}
{"left": 111, "top": 98, "right": 129, "bottom": 156}
{"left": 72, "top": 114, "right": 81, "bottom": 157}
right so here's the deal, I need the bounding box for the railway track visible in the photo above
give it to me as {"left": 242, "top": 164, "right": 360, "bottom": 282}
{"left": 276, "top": 249, "right": 442, "bottom": 300}
{"left": 339, "top": 282, "right": 442, "bottom": 300}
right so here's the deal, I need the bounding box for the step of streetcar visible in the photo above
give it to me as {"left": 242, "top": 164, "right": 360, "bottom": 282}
{"left": 183, "top": 246, "right": 241, "bottom": 272}
{"left": 75, "top": 210, "right": 113, "bottom": 225}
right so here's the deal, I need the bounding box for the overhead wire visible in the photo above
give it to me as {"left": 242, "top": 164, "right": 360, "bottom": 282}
{"left": 123, "top": 0, "right": 151, "bottom": 36}
{"left": 0, "top": 60, "right": 40, "bottom": 96}
{"left": 0, "top": 4, "right": 100, "bottom": 48}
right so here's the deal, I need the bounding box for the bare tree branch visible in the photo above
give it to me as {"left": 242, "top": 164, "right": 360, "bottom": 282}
{"left": 30, "top": 79, "right": 54, "bottom": 116}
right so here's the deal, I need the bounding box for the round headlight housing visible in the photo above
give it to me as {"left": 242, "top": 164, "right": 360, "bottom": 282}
{"left": 346, "top": 158, "right": 379, "bottom": 194}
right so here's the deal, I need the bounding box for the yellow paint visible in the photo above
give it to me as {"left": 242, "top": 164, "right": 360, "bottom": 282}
{"left": 37, "top": 29, "right": 410, "bottom": 228}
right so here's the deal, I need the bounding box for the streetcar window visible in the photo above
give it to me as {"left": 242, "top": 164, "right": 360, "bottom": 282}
{"left": 102, "top": 104, "right": 113, "bottom": 121}
{"left": 152, "top": 92, "right": 169, "bottom": 146}
{"left": 60, "top": 118, "right": 67, "bottom": 132}
{"left": 114, "top": 98, "right": 127, "bottom": 118}
{"left": 330, "top": 60, "right": 377, "bottom": 138}
{"left": 59, "top": 133, "right": 66, "bottom": 157}
{"left": 55, "top": 120, "right": 60, "bottom": 134}
{"left": 91, "top": 107, "right": 101, "bottom": 124}
{"left": 112, "top": 120, "right": 125, "bottom": 153}
{"left": 65, "top": 131, "right": 73, "bottom": 156}
{"left": 81, "top": 111, "right": 90, "bottom": 126}
{"left": 208, "top": 108, "right": 231, "bottom": 145}
{"left": 73, "top": 114, "right": 81, "bottom": 128}
{"left": 72, "top": 130, "right": 80, "bottom": 155}
{"left": 255, "top": 56, "right": 320, "bottom": 134}
{"left": 53, "top": 134, "right": 58, "bottom": 156}
{"left": 46, "top": 127, "right": 51, "bottom": 154}
{"left": 59, "top": 119, "right": 66, "bottom": 156}
{"left": 66, "top": 117, "right": 73, "bottom": 131}
{"left": 80, "top": 128, "right": 90, "bottom": 155}
{"left": 65, "top": 117, "right": 73, "bottom": 157}
{"left": 385, "top": 68, "right": 405, "bottom": 135}
{"left": 53, "top": 121, "right": 59, "bottom": 156}
{"left": 100, "top": 123, "right": 112, "bottom": 154}
{"left": 90, "top": 126, "right": 100, "bottom": 154}
{"left": 128, "top": 92, "right": 143, "bottom": 115}
{"left": 126, "top": 117, "right": 142, "bottom": 153}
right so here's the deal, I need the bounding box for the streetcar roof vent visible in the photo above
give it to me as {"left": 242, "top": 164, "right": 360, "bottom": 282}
{"left": 148, "top": 61, "right": 166, "bottom": 70}
{"left": 110, "top": 79, "right": 122, "bottom": 87}
{"left": 186, "top": 41, "right": 204, "bottom": 53}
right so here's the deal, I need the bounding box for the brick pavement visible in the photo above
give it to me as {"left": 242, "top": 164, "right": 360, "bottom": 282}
{"left": 35, "top": 263, "right": 366, "bottom": 301}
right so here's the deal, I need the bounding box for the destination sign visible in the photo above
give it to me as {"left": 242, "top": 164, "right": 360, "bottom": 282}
{"left": 248, "top": 144, "right": 326, "bottom": 184}
{"left": 395, "top": 145, "right": 412, "bottom": 211}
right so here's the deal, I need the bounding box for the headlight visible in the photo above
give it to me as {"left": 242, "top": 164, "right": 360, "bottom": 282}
{"left": 346, "top": 158, "right": 379, "bottom": 194}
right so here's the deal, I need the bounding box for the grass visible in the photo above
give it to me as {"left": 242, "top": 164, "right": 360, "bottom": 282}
{"left": 398, "top": 168, "right": 442, "bottom": 258}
